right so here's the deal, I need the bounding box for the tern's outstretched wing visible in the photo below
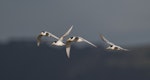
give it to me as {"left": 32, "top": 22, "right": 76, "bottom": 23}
{"left": 46, "top": 32, "right": 59, "bottom": 39}
{"left": 66, "top": 41, "right": 72, "bottom": 58}
{"left": 100, "top": 35, "right": 129, "bottom": 51}
{"left": 59, "top": 25, "right": 73, "bottom": 41}
{"left": 79, "top": 37, "right": 97, "bottom": 47}
{"left": 118, "top": 46, "right": 129, "bottom": 51}
{"left": 100, "top": 35, "right": 114, "bottom": 45}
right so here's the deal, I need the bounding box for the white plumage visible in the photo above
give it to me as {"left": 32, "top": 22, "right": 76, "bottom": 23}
{"left": 37, "top": 31, "right": 59, "bottom": 46}
{"left": 51, "top": 25, "right": 73, "bottom": 46}
{"left": 66, "top": 36, "right": 97, "bottom": 58}
{"left": 100, "top": 35, "right": 128, "bottom": 51}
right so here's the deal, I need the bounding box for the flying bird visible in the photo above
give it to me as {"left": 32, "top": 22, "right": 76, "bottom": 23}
{"left": 51, "top": 25, "right": 73, "bottom": 46}
{"left": 100, "top": 35, "right": 128, "bottom": 51}
{"left": 37, "top": 31, "right": 59, "bottom": 46}
{"left": 66, "top": 36, "right": 97, "bottom": 58}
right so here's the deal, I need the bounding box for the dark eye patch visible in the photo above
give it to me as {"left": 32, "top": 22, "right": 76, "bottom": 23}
{"left": 110, "top": 45, "right": 113, "bottom": 47}
{"left": 70, "top": 37, "right": 73, "bottom": 39}
{"left": 46, "top": 33, "right": 49, "bottom": 36}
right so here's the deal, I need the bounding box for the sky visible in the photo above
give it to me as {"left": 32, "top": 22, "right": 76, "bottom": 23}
{"left": 1, "top": 0, "right": 150, "bottom": 46}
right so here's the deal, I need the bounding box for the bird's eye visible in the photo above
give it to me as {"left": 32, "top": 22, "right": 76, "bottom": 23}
{"left": 46, "top": 33, "right": 49, "bottom": 36}
{"left": 110, "top": 45, "right": 113, "bottom": 47}
{"left": 70, "top": 37, "right": 73, "bottom": 39}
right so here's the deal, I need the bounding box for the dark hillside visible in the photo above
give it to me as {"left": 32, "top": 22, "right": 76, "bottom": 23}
{"left": 0, "top": 40, "right": 150, "bottom": 80}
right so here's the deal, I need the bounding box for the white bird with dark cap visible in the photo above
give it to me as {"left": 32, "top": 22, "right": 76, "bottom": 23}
{"left": 37, "top": 31, "right": 59, "bottom": 46}
{"left": 100, "top": 34, "right": 128, "bottom": 51}
{"left": 66, "top": 36, "right": 97, "bottom": 58}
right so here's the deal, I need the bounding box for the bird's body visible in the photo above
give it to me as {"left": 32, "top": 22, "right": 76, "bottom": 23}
{"left": 51, "top": 25, "right": 73, "bottom": 46}
{"left": 52, "top": 40, "right": 65, "bottom": 46}
{"left": 106, "top": 44, "right": 128, "bottom": 51}
{"left": 100, "top": 35, "right": 128, "bottom": 51}
{"left": 37, "top": 31, "right": 59, "bottom": 46}
{"left": 37, "top": 25, "right": 73, "bottom": 47}
{"left": 66, "top": 36, "right": 97, "bottom": 58}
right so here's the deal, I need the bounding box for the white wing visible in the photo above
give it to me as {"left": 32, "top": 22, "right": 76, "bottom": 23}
{"left": 59, "top": 25, "right": 73, "bottom": 41}
{"left": 118, "top": 46, "right": 129, "bottom": 51}
{"left": 100, "top": 35, "right": 129, "bottom": 51}
{"left": 66, "top": 41, "right": 72, "bottom": 58}
{"left": 122, "top": 48, "right": 129, "bottom": 51}
{"left": 46, "top": 32, "right": 59, "bottom": 40}
{"left": 79, "top": 37, "right": 97, "bottom": 47}
{"left": 100, "top": 35, "right": 115, "bottom": 46}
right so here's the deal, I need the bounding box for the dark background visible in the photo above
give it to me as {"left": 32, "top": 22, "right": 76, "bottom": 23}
{"left": 0, "top": 40, "right": 150, "bottom": 80}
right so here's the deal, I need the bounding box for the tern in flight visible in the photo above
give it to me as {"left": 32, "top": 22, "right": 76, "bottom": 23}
{"left": 100, "top": 35, "right": 128, "bottom": 51}
{"left": 37, "top": 25, "right": 73, "bottom": 46}
{"left": 37, "top": 31, "right": 59, "bottom": 46}
{"left": 66, "top": 36, "right": 97, "bottom": 58}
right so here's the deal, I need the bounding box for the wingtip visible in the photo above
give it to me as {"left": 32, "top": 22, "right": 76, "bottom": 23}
{"left": 99, "top": 34, "right": 105, "bottom": 42}
{"left": 124, "top": 49, "right": 129, "bottom": 51}
{"left": 93, "top": 45, "right": 97, "bottom": 48}
{"left": 68, "top": 25, "right": 73, "bottom": 29}
{"left": 37, "top": 42, "right": 40, "bottom": 47}
{"left": 71, "top": 25, "right": 73, "bottom": 28}
{"left": 66, "top": 52, "right": 70, "bottom": 59}
{"left": 67, "top": 55, "right": 70, "bottom": 59}
{"left": 66, "top": 46, "right": 71, "bottom": 59}
{"left": 99, "top": 34, "right": 104, "bottom": 38}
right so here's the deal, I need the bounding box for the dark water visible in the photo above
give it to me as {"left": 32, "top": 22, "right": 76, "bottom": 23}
{"left": 0, "top": 40, "right": 150, "bottom": 80}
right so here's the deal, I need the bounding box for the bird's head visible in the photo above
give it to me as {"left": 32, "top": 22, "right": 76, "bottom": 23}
{"left": 106, "top": 45, "right": 113, "bottom": 50}
{"left": 67, "top": 37, "right": 74, "bottom": 41}
{"left": 40, "top": 31, "right": 49, "bottom": 36}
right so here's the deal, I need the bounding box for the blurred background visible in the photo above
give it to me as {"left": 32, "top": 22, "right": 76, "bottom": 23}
{"left": 0, "top": 0, "right": 150, "bottom": 80}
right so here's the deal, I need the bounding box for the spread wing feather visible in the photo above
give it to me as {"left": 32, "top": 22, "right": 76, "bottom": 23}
{"left": 79, "top": 37, "right": 97, "bottom": 47}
